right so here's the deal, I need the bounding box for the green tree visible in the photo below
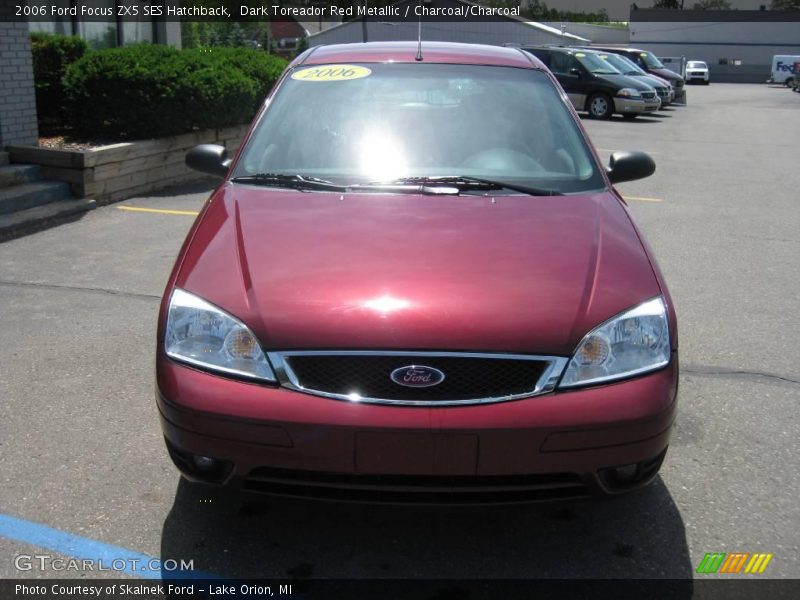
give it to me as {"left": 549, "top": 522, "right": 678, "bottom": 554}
{"left": 226, "top": 23, "right": 247, "bottom": 47}
{"left": 260, "top": 27, "right": 271, "bottom": 53}
{"left": 770, "top": 0, "right": 800, "bottom": 8}
{"left": 653, "top": 0, "right": 681, "bottom": 7}
{"left": 693, "top": 0, "right": 732, "bottom": 8}
{"left": 182, "top": 21, "right": 202, "bottom": 48}
{"left": 207, "top": 25, "right": 222, "bottom": 47}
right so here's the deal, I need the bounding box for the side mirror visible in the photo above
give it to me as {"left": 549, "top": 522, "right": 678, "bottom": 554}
{"left": 569, "top": 67, "right": 581, "bottom": 77}
{"left": 607, "top": 151, "right": 656, "bottom": 184}
{"left": 186, "top": 144, "right": 231, "bottom": 178}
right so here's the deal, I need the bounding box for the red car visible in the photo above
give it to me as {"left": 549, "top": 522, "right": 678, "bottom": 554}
{"left": 157, "top": 42, "right": 678, "bottom": 503}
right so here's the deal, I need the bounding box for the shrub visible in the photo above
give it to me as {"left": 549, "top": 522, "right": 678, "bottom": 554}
{"left": 174, "top": 52, "right": 258, "bottom": 130}
{"left": 63, "top": 44, "right": 183, "bottom": 138}
{"left": 62, "top": 44, "right": 260, "bottom": 139}
{"left": 185, "top": 47, "right": 288, "bottom": 112}
{"left": 30, "top": 33, "right": 89, "bottom": 128}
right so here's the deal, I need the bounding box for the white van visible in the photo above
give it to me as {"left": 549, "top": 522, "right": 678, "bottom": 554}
{"left": 768, "top": 55, "right": 800, "bottom": 85}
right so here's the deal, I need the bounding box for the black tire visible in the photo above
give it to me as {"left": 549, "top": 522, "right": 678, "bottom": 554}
{"left": 622, "top": 113, "right": 638, "bottom": 120}
{"left": 587, "top": 93, "right": 613, "bottom": 119}
{"left": 785, "top": 77, "right": 794, "bottom": 88}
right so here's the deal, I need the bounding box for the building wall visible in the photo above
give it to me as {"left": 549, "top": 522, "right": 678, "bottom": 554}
{"left": 0, "top": 22, "right": 38, "bottom": 149}
{"left": 630, "top": 13, "right": 800, "bottom": 83}
{"left": 542, "top": 22, "right": 629, "bottom": 45}
{"left": 541, "top": 0, "right": 764, "bottom": 22}
{"left": 310, "top": 20, "right": 584, "bottom": 47}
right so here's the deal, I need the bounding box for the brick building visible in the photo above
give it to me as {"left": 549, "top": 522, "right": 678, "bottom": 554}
{"left": 0, "top": 22, "right": 39, "bottom": 149}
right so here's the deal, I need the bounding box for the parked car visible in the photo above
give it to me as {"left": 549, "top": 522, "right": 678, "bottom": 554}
{"left": 615, "top": 54, "right": 676, "bottom": 104}
{"left": 519, "top": 46, "right": 660, "bottom": 119}
{"left": 160, "top": 41, "right": 678, "bottom": 503}
{"left": 607, "top": 52, "right": 675, "bottom": 103}
{"left": 685, "top": 61, "right": 710, "bottom": 85}
{"left": 793, "top": 62, "right": 800, "bottom": 92}
{"left": 584, "top": 48, "right": 673, "bottom": 107}
{"left": 587, "top": 46, "right": 686, "bottom": 103}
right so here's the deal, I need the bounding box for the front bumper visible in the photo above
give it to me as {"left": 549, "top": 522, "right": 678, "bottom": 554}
{"left": 157, "top": 356, "right": 679, "bottom": 503}
{"left": 613, "top": 97, "right": 660, "bottom": 115}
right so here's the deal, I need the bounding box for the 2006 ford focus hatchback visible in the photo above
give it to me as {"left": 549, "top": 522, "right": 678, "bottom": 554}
{"left": 156, "top": 42, "right": 678, "bottom": 503}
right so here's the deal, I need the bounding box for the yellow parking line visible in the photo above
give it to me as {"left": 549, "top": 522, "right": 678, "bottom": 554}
{"left": 624, "top": 196, "right": 663, "bottom": 203}
{"left": 117, "top": 206, "right": 199, "bottom": 216}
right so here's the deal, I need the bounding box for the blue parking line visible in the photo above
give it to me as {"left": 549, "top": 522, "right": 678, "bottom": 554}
{"left": 0, "top": 513, "right": 212, "bottom": 579}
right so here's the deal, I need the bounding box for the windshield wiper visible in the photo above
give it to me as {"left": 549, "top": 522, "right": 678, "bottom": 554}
{"left": 231, "top": 173, "right": 347, "bottom": 192}
{"left": 232, "top": 174, "right": 562, "bottom": 196}
{"left": 356, "top": 176, "right": 562, "bottom": 196}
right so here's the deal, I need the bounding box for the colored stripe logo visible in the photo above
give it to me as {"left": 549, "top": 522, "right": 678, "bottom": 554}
{"left": 697, "top": 552, "right": 773, "bottom": 574}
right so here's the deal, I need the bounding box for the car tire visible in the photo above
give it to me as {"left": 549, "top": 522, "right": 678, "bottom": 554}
{"left": 587, "top": 93, "right": 613, "bottom": 119}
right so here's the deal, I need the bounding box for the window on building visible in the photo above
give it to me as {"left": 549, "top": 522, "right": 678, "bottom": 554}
{"left": 28, "top": 0, "right": 161, "bottom": 48}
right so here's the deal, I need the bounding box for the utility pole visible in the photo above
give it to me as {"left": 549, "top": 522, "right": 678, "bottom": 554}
{"left": 362, "top": 0, "right": 368, "bottom": 42}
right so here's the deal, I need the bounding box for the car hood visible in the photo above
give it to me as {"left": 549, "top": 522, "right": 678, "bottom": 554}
{"left": 649, "top": 67, "right": 683, "bottom": 83}
{"left": 637, "top": 75, "right": 668, "bottom": 89}
{"left": 176, "top": 185, "right": 662, "bottom": 355}
{"left": 598, "top": 73, "right": 654, "bottom": 91}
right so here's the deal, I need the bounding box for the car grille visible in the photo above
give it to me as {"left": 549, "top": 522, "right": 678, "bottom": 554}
{"left": 641, "top": 90, "right": 656, "bottom": 100}
{"left": 243, "top": 467, "right": 591, "bottom": 503}
{"left": 268, "top": 351, "right": 566, "bottom": 406}
{"left": 675, "top": 79, "right": 684, "bottom": 88}
{"left": 655, "top": 86, "right": 668, "bottom": 97}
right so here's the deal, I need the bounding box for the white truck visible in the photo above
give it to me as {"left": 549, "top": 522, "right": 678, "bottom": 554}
{"left": 768, "top": 55, "right": 800, "bottom": 86}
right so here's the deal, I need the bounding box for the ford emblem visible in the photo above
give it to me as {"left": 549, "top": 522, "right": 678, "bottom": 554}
{"left": 390, "top": 365, "right": 446, "bottom": 388}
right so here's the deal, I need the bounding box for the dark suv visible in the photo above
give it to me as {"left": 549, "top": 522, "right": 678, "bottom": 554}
{"left": 520, "top": 46, "right": 660, "bottom": 119}
{"left": 585, "top": 46, "right": 686, "bottom": 104}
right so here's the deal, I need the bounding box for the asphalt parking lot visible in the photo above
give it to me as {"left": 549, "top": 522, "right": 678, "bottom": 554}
{"left": 1, "top": 84, "right": 798, "bottom": 584}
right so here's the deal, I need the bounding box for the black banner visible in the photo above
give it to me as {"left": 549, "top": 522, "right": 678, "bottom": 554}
{"left": 3, "top": 0, "right": 528, "bottom": 23}
{"left": 3, "top": 579, "right": 800, "bottom": 600}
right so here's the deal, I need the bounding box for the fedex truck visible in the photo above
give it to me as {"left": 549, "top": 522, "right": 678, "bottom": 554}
{"left": 768, "top": 55, "right": 800, "bottom": 86}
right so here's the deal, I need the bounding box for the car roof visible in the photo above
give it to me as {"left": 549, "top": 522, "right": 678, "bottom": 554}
{"left": 520, "top": 45, "right": 572, "bottom": 53}
{"left": 588, "top": 46, "right": 648, "bottom": 53}
{"left": 296, "top": 42, "right": 543, "bottom": 70}
{"left": 520, "top": 45, "right": 593, "bottom": 57}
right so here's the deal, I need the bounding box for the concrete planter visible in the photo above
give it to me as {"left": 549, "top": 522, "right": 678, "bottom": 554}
{"left": 6, "top": 126, "right": 247, "bottom": 205}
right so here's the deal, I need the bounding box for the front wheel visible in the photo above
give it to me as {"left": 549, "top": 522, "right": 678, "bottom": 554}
{"left": 587, "top": 93, "right": 613, "bottom": 119}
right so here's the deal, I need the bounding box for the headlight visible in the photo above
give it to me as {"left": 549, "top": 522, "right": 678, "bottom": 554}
{"left": 165, "top": 288, "right": 275, "bottom": 382}
{"left": 559, "top": 297, "right": 670, "bottom": 389}
{"left": 617, "top": 88, "right": 642, "bottom": 98}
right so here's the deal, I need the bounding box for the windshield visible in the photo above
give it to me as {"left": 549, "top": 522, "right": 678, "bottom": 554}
{"left": 640, "top": 52, "right": 665, "bottom": 69}
{"left": 598, "top": 53, "right": 640, "bottom": 75}
{"left": 573, "top": 52, "right": 621, "bottom": 75}
{"left": 687, "top": 61, "right": 707, "bottom": 69}
{"left": 234, "top": 63, "right": 604, "bottom": 195}
{"left": 618, "top": 55, "right": 647, "bottom": 75}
